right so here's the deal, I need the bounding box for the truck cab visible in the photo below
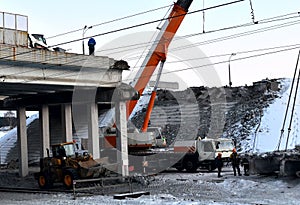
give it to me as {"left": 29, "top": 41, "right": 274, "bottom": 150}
{"left": 172, "top": 138, "right": 234, "bottom": 172}
{"left": 197, "top": 138, "right": 234, "bottom": 162}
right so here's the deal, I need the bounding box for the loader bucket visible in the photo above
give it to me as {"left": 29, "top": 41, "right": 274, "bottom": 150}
{"left": 78, "top": 160, "right": 106, "bottom": 178}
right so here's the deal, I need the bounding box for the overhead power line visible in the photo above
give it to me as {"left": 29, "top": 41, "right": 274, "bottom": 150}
{"left": 125, "top": 43, "right": 300, "bottom": 70}
{"left": 0, "top": 0, "right": 245, "bottom": 62}
{"left": 161, "top": 43, "right": 300, "bottom": 64}
{"left": 46, "top": 4, "right": 173, "bottom": 39}
{"left": 48, "top": 0, "right": 246, "bottom": 48}
{"left": 1, "top": 1, "right": 299, "bottom": 84}
{"left": 116, "top": 44, "right": 300, "bottom": 84}
{"left": 2, "top": 14, "right": 300, "bottom": 82}
{"left": 171, "top": 19, "right": 300, "bottom": 52}
{"left": 99, "top": 12, "right": 300, "bottom": 58}
{"left": 120, "top": 17, "right": 300, "bottom": 62}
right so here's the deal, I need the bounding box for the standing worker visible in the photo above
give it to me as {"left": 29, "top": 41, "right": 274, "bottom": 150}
{"left": 88, "top": 37, "right": 96, "bottom": 55}
{"left": 230, "top": 148, "right": 241, "bottom": 176}
{"left": 241, "top": 157, "right": 250, "bottom": 176}
{"left": 215, "top": 152, "right": 223, "bottom": 178}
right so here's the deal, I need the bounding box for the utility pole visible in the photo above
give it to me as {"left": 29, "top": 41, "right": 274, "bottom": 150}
{"left": 82, "top": 25, "right": 93, "bottom": 55}
{"left": 228, "top": 53, "right": 236, "bottom": 87}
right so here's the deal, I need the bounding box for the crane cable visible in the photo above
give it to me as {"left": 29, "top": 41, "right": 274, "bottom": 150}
{"left": 276, "top": 50, "right": 300, "bottom": 151}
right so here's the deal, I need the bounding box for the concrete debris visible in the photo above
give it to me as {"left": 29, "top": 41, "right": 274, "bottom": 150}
{"left": 131, "top": 78, "right": 280, "bottom": 149}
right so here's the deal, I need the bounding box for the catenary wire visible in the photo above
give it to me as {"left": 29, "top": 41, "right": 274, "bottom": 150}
{"left": 118, "top": 45, "right": 300, "bottom": 84}
{"left": 94, "top": 12, "right": 299, "bottom": 54}
{"left": 46, "top": 4, "right": 173, "bottom": 39}
{"left": 1, "top": 6, "right": 299, "bottom": 80}
{"left": 100, "top": 13, "right": 300, "bottom": 58}
{"left": 2, "top": 19, "right": 297, "bottom": 83}
{"left": 126, "top": 43, "right": 300, "bottom": 70}
{"left": 0, "top": 0, "right": 245, "bottom": 62}
{"left": 48, "top": 0, "right": 246, "bottom": 48}
{"left": 121, "top": 18, "right": 300, "bottom": 62}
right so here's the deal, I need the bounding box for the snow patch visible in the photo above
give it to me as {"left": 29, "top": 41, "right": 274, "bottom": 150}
{"left": 255, "top": 79, "right": 300, "bottom": 152}
{"left": 0, "top": 113, "right": 39, "bottom": 164}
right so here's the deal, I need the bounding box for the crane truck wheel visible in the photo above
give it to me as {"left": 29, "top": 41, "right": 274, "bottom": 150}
{"left": 63, "top": 169, "right": 79, "bottom": 189}
{"left": 38, "top": 172, "right": 53, "bottom": 189}
{"left": 208, "top": 163, "right": 216, "bottom": 172}
{"left": 184, "top": 160, "right": 197, "bottom": 173}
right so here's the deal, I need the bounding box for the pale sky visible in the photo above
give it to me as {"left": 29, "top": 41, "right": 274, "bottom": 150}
{"left": 1, "top": 0, "right": 300, "bottom": 87}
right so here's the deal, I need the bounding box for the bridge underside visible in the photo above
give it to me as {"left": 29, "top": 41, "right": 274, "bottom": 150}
{"left": 0, "top": 45, "right": 136, "bottom": 177}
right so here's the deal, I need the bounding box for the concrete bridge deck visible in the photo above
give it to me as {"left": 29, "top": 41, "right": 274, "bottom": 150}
{"left": 0, "top": 44, "right": 134, "bottom": 177}
{"left": 0, "top": 44, "right": 122, "bottom": 87}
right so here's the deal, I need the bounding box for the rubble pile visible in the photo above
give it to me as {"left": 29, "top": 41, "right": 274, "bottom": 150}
{"left": 131, "top": 79, "right": 281, "bottom": 149}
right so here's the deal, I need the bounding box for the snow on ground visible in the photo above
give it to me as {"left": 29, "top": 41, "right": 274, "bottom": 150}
{"left": 0, "top": 131, "right": 7, "bottom": 138}
{"left": 0, "top": 167, "right": 299, "bottom": 205}
{"left": 1, "top": 80, "right": 300, "bottom": 204}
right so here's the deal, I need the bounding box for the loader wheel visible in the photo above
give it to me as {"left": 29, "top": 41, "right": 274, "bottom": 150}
{"left": 38, "top": 172, "right": 52, "bottom": 189}
{"left": 184, "top": 160, "right": 197, "bottom": 173}
{"left": 63, "top": 169, "right": 79, "bottom": 189}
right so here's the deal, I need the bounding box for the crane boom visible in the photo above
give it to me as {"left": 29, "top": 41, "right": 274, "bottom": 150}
{"left": 101, "top": 0, "right": 193, "bottom": 150}
{"left": 128, "top": 0, "right": 193, "bottom": 117}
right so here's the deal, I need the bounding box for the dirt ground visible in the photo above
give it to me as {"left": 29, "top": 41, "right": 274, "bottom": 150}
{"left": 0, "top": 166, "right": 299, "bottom": 205}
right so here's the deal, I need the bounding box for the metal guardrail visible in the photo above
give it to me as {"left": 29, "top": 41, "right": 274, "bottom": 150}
{"left": 0, "top": 11, "right": 28, "bottom": 46}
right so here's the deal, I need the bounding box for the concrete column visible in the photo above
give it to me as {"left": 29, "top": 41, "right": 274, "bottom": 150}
{"left": 17, "top": 107, "right": 28, "bottom": 177}
{"left": 87, "top": 103, "right": 100, "bottom": 159}
{"left": 115, "top": 101, "right": 129, "bottom": 177}
{"left": 40, "top": 105, "right": 50, "bottom": 158}
{"left": 61, "top": 104, "right": 73, "bottom": 142}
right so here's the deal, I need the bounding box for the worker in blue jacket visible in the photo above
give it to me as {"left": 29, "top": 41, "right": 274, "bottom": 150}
{"left": 88, "top": 38, "right": 96, "bottom": 55}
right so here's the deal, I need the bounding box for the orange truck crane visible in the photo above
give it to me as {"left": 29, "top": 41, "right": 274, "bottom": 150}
{"left": 102, "top": 0, "right": 235, "bottom": 173}
{"left": 103, "top": 0, "right": 193, "bottom": 150}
